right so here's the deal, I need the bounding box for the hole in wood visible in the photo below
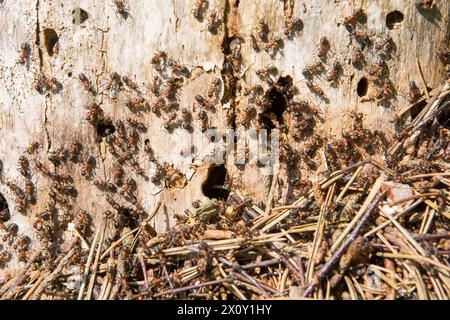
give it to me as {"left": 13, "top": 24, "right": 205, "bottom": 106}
{"left": 202, "top": 165, "right": 229, "bottom": 200}
{"left": 437, "top": 106, "right": 450, "bottom": 129}
{"left": 386, "top": 11, "right": 404, "bottom": 30}
{"left": 97, "top": 120, "right": 116, "bottom": 137}
{"left": 409, "top": 100, "right": 426, "bottom": 121}
{"left": 0, "top": 192, "right": 10, "bottom": 222}
{"left": 43, "top": 28, "right": 59, "bottom": 56}
{"left": 260, "top": 76, "right": 292, "bottom": 129}
{"left": 72, "top": 7, "right": 89, "bottom": 25}
{"left": 357, "top": 77, "right": 368, "bottom": 97}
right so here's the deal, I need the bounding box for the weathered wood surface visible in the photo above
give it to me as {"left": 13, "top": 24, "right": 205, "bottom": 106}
{"left": 0, "top": 0, "right": 448, "bottom": 274}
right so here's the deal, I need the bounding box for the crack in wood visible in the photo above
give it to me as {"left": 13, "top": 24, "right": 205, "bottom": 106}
{"left": 35, "top": 0, "right": 43, "bottom": 70}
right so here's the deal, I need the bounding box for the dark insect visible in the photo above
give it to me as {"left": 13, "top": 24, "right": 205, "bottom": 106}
{"left": 15, "top": 198, "right": 27, "bottom": 213}
{"left": 151, "top": 51, "right": 168, "bottom": 70}
{"left": 6, "top": 181, "right": 25, "bottom": 198}
{"left": 119, "top": 179, "right": 135, "bottom": 198}
{"left": 0, "top": 208, "right": 10, "bottom": 221}
{"left": 167, "top": 58, "right": 189, "bottom": 76}
{"left": 192, "top": 0, "right": 208, "bottom": 19}
{"left": 317, "top": 36, "right": 329, "bottom": 58}
{"left": 255, "top": 64, "right": 277, "bottom": 80}
{"left": 81, "top": 156, "right": 95, "bottom": 177}
{"left": 240, "top": 106, "right": 256, "bottom": 128}
{"left": 227, "top": 39, "right": 242, "bottom": 72}
{"left": 243, "top": 83, "right": 263, "bottom": 97}
{"left": 53, "top": 183, "right": 77, "bottom": 196}
{"left": 25, "top": 141, "right": 40, "bottom": 154}
{"left": 78, "top": 73, "right": 96, "bottom": 94}
{"left": 112, "top": 0, "right": 128, "bottom": 17}
{"left": 306, "top": 81, "right": 326, "bottom": 98}
{"left": 343, "top": 8, "right": 365, "bottom": 32}
{"left": 75, "top": 210, "right": 92, "bottom": 234}
{"left": 204, "top": 9, "right": 221, "bottom": 33}
{"left": 34, "top": 74, "right": 47, "bottom": 94}
{"left": 112, "top": 164, "right": 124, "bottom": 186}
{"left": 114, "top": 119, "right": 126, "bottom": 140}
{"left": 52, "top": 172, "right": 72, "bottom": 183}
{"left": 408, "top": 80, "right": 421, "bottom": 103}
{"left": 35, "top": 74, "right": 59, "bottom": 94}
{"left": 126, "top": 129, "right": 140, "bottom": 150}
{"left": 367, "top": 62, "right": 384, "bottom": 78}
{"left": 0, "top": 250, "right": 10, "bottom": 264}
{"left": 105, "top": 71, "right": 122, "bottom": 91}
{"left": 163, "top": 77, "right": 182, "bottom": 99}
{"left": 2, "top": 222, "right": 19, "bottom": 242}
{"left": 351, "top": 30, "right": 370, "bottom": 46}
{"left": 284, "top": 17, "right": 302, "bottom": 37}
{"left": 126, "top": 97, "right": 146, "bottom": 109}
{"left": 94, "top": 179, "right": 116, "bottom": 192}
{"left": 18, "top": 155, "right": 29, "bottom": 175}
{"left": 350, "top": 47, "right": 364, "bottom": 65}
{"left": 163, "top": 100, "right": 179, "bottom": 113}
{"left": 180, "top": 108, "right": 193, "bottom": 131}
{"left": 374, "top": 36, "right": 393, "bottom": 56}
{"left": 127, "top": 116, "right": 146, "bottom": 131}
{"left": 198, "top": 110, "right": 209, "bottom": 132}
{"left": 85, "top": 103, "right": 102, "bottom": 125}
{"left": 48, "top": 148, "right": 67, "bottom": 166}
{"left": 207, "top": 78, "right": 221, "bottom": 99}
{"left": 151, "top": 163, "right": 165, "bottom": 185}
{"left": 69, "top": 142, "right": 81, "bottom": 161}
{"left": 149, "top": 75, "right": 162, "bottom": 96}
{"left": 302, "top": 61, "right": 322, "bottom": 78}
{"left": 249, "top": 33, "right": 260, "bottom": 51}
{"left": 265, "top": 34, "right": 282, "bottom": 57}
{"left": 122, "top": 75, "right": 140, "bottom": 92}
{"left": 144, "top": 140, "right": 155, "bottom": 161}
{"left": 376, "top": 79, "right": 392, "bottom": 99}
{"left": 106, "top": 195, "right": 121, "bottom": 210}
{"left": 130, "top": 160, "right": 145, "bottom": 176}
{"left": 18, "top": 42, "right": 30, "bottom": 65}
{"left": 163, "top": 113, "right": 178, "bottom": 131}
{"left": 34, "top": 160, "right": 52, "bottom": 177}
{"left": 256, "top": 19, "right": 269, "bottom": 41}
{"left": 195, "top": 95, "right": 215, "bottom": 111}
{"left": 325, "top": 61, "right": 341, "bottom": 82}
{"left": 118, "top": 151, "right": 133, "bottom": 163}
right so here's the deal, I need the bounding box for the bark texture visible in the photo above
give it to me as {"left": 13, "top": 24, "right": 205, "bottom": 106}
{"left": 0, "top": 0, "right": 448, "bottom": 274}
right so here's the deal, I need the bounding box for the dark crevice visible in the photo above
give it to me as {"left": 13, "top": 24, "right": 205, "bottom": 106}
{"left": 437, "top": 106, "right": 450, "bottom": 129}
{"left": 357, "top": 77, "right": 368, "bottom": 97}
{"left": 35, "top": 0, "right": 43, "bottom": 70}
{"left": 220, "top": 0, "right": 237, "bottom": 105}
{"left": 220, "top": 0, "right": 241, "bottom": 156}
{"left": 0, "top": 192, "right": 10, "bottom": 221}
{"left": 43, "top": 28, "right": 59, "bottom": 56}
{"left": 409, "top": 100, "right": 427, "bottom": 121}
{"left": 97, "top": 120, "right": 116, "bottom": 137}
{"left": 259, "top": 76, "right": 292, "bottom": 129}
{"left": 202, "top": 165, "right": 230, "bottom": 200}
{"left": 44, "top": 99, "right": 52, "bottom": 152}
{"left": 386, "top": 11, "right": 404, "bottom": 30}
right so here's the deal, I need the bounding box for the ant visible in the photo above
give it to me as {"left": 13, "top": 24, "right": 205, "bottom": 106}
{"left": 78, "top": 73, "right": 96, "bottom": 94}
{"left": 112, "top": 0, "right": 129, "bottom": 20}
{"left": 17, "top": 42, "right": 30, "bottom": 65}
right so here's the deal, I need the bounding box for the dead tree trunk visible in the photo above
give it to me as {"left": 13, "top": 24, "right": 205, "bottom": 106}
{"left": 0, "top": 0, "right": 448, "bottom": 275}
